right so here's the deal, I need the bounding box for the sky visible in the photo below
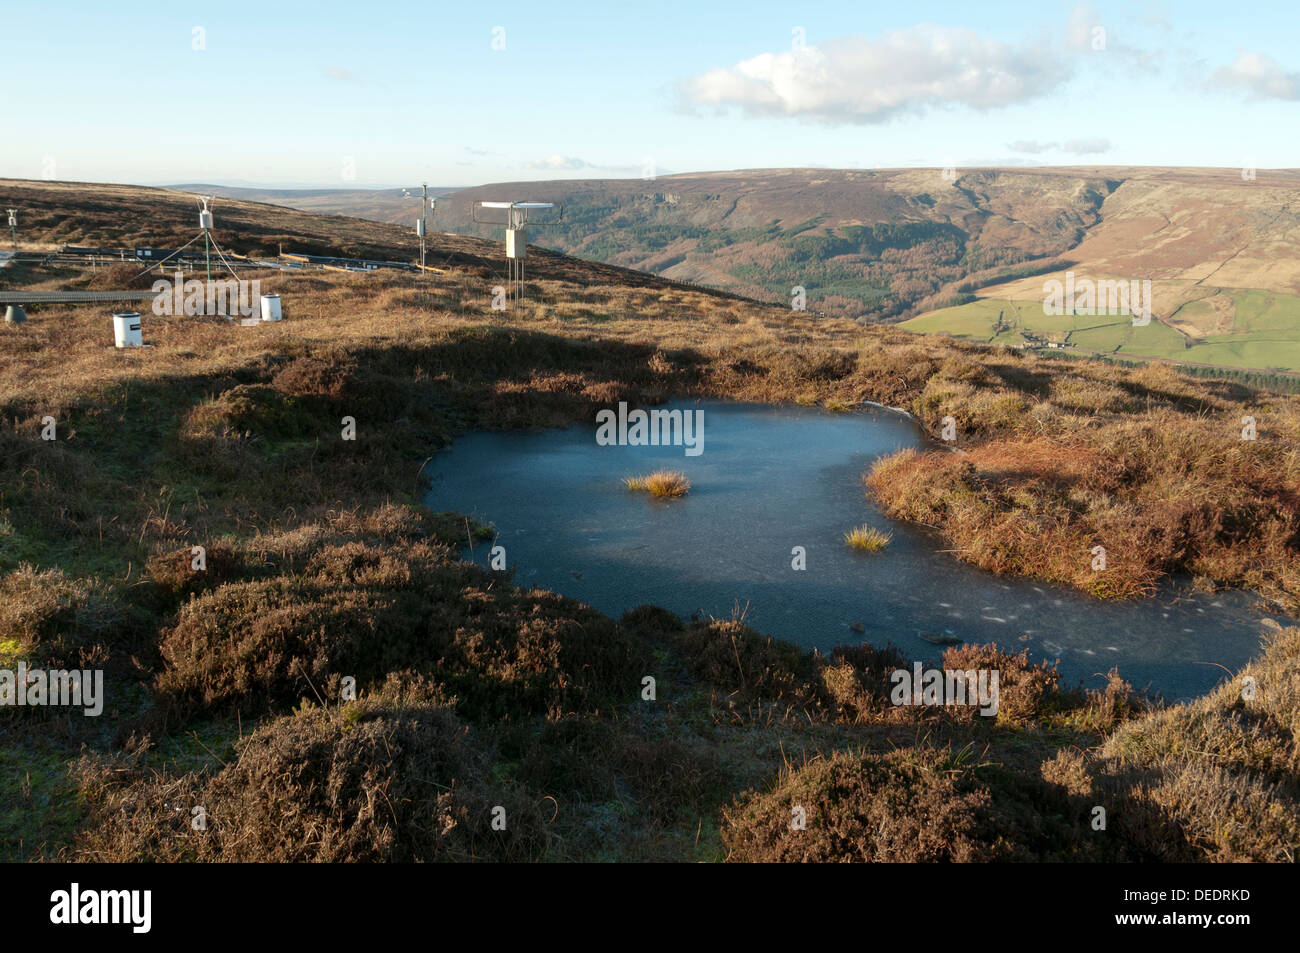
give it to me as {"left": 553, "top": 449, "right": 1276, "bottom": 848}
{"left": 1, "top": 0, "right": 1297, "bottom": 188}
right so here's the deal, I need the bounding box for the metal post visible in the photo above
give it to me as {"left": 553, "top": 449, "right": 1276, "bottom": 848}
{"left": 198, "top": 196, "right": 214, "bottom": 284}
{"left": 511, "top": 206, "right": 521, "bottom": 307}
{"left": 420, "top": 183, "right": 428, "bottom": 275}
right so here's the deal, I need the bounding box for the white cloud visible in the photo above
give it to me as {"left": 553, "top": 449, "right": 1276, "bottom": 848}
{"left": 1066, "top": 3, "right": 1161, "bottom": 68}
{"left": 518, "top": 156, "right": 651, "bottom": 175}
{"left": 525, "top": 155, "right": 591, "bottom": 170}
{"left": 1137, "top": 0, "right": 1173, "bottom": 31}
{"left": 1008, "top": 140, "right": 1056, "bottom": 154}
{"left": 680, "top": 25, "right": 1071, "bottom": 124}
{"left": 1209, "top": 50, "right": 1300, "bottom": 101}
{"left": 324, "top": 67, "right": 359, "bottom": 82}
{"left": 1006, "top": 138, "right": 1111, "bottom": 156}
{"left": 1062, "top": 137, "right": 1112, "bottom": 155}
{"left": 1064, "top": 4, "right": 1101, "bottom": 52}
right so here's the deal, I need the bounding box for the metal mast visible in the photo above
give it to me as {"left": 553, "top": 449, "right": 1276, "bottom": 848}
{"left": 420, "top": 183, "right": 427, "bottom": 273}
{"left": 199, "top": 196, "right": 214, "bottom": 283}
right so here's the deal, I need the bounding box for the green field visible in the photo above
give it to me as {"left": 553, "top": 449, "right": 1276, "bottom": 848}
{"left": 902, "top": 290, "right": 1300, "bottom": 372}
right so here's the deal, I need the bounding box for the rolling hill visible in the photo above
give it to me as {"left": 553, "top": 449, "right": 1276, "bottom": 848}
{"left": 0, "top": 177, "right": 730, "bottom": 295}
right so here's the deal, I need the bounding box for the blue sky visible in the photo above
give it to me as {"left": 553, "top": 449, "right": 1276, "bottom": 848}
{"left": 2, "top": 0, "right": 1297, "bottom": 188}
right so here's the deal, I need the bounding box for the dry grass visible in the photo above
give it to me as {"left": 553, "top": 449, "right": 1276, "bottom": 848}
{"left": 1040, "top": 625, "right": 1300, "bottom": 861}
{"left": 624, "top": 469, "right": 691, "bottom": 498}
{"left": 866, "top": 396, "right": 1300, "bottom": 604}
{"left": 843, "top": 524, "right": 892, "bottom": 552}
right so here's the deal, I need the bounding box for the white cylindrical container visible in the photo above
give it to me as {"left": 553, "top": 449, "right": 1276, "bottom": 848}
{"left": 416, "top": 217, "right": 426, "bottom": 236}
{"left": 260, "top": 294, "right": 282, "bottom": 321}
{"left": 199, "top": 210, "right": 214, "bottom": 230}
{"left": 113, "top": 312, "right": 142, "bottom": 347}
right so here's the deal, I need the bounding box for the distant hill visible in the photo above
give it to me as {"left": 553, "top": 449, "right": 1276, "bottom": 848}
{"left": 244, "top": 168, "right": 1117, "bottom": 319}
{"left": 439, "top": 168, "right": 1124, "bottom": 318}
{"left": 174, "top": 184, "right": 463, "bottom": 232}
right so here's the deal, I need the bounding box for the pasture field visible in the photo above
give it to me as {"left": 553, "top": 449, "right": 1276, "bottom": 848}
{"left": 904, "top": 289, "right": 1300, "bottom": 372}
